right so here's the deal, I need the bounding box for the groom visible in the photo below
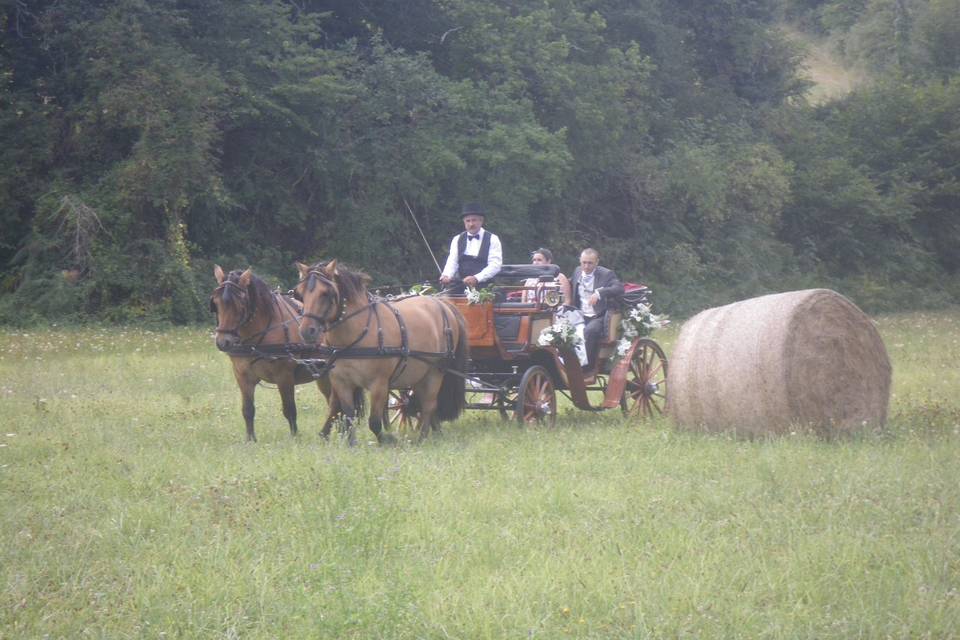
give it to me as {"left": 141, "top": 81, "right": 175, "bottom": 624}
{"left": 568, "top": 248, "right": 623, "bottom": 376}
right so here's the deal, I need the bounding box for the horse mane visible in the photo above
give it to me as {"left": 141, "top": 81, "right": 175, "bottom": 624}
{"left": 338, "top": 267, "right": 371, "bottom": 303}
{"left": 314, "top": 261, "right": 371, "bottom": 304}
{"left": 225, "top": 269, "right": 275, "bottom": 316}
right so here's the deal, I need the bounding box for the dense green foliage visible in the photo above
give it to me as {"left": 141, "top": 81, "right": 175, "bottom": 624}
{"left": 2, "top": 0, "right": 958, "bottom": 323}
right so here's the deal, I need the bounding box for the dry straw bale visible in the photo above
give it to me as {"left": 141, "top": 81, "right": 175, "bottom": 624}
{"left": 666, "top": 289, "right": 891, "bottom": 436}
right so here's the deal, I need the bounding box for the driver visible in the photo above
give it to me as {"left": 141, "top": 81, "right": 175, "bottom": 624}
{"left": 440, "top": 203, "right": 502, "bottom": 294}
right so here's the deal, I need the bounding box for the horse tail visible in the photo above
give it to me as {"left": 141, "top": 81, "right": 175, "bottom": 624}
{"left": 435, "top": 303, "right": 469, "bottom": 422}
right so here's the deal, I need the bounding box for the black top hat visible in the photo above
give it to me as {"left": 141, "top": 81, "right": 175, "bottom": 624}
{"left": 461, "top": 202, "right": 486, "bottom": 217}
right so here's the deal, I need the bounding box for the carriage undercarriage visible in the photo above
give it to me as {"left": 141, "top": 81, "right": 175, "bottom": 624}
{"left": 384, "top": 337, "right": 668, "bottom": 430}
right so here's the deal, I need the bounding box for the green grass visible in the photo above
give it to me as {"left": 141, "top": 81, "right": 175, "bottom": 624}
{"left": 2, "top": 314, "right": 959, "bottom": 638}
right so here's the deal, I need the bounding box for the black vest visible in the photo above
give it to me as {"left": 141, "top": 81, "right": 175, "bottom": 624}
{"left": 457, "top": 231, "right": 492, "bottom": 280}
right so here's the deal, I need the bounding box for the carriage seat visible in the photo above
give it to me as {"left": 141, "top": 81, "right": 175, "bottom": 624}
{"left": 493, "top": 264, "right": 561, "bottom": 281}
{"left": 495, "top": 264, "right": 562, "bottom": 306}
{"left": 595, "top": 310, "right": 623, "bottom": 366}
{"left": 494, "top": 301, "right": 539, "bottom": 310}
{"left": 602, "top": 311, "right": 622, "bottom": 345}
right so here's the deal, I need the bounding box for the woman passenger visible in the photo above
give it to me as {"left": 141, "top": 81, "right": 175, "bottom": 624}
{"left": 524, "top": 248, "right": 570, "bottom": 303}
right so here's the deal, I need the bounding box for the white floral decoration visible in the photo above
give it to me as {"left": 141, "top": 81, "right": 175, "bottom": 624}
{"left": 537, "top": 318, "right": 582, "bottom": 349}
{"left": 407, "top": 283, "right": 436, "bottom": 296}
{"left": 613, "top": 302, "right": 669, "bottom": 360}
{"left": 465, "top": 286, "right": 496, "bottom": 304}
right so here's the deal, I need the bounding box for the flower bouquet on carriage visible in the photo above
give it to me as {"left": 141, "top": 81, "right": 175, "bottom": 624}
{"left": 537, "top": 314, "right": 589, "bottom": 366}
{"left": 465, "top": 286, "right": 496, "bottom": 304}
{"left": 614, "top": 301, "right": 669, "bottom": 360}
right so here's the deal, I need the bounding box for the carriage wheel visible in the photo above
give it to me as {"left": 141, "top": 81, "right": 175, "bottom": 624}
{"left": 621, "top": 338, "right": 668, "bottom": 419}
{"left": 514, "top": 366, "right": 557, "bottom": 427}
{"left": 386, "top": 389, "right": 417, "bottom": 432}
{"left": 498, "top": 389, "right": 515, "bottom": 420}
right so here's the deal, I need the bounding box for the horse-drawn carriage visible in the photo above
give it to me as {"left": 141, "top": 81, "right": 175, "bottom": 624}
{"left": 386, "top": 264, "right": 668, "bottom": 430}
{"left": 212, "top": 261, "right": 667, "bottom": 442}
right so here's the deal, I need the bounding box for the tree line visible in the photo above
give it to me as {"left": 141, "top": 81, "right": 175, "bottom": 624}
{"left": 1, "top": 0, "right": 958, "bottom": 324}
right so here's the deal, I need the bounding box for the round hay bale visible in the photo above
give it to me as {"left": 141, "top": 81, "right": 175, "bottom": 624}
{"left": 666, "top": 289, "right": 891, "bottom": 436}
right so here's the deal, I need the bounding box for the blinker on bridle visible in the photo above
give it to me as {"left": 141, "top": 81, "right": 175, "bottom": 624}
{"left": 298, "top": 269, "right": 347, "bottom": 331}
{"left": 211, "top": 280, "right": 256, "bottom": 336}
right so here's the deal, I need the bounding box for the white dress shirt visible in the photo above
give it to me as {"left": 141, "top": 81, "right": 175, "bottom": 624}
{"left": 441, "top": 229, "right": 503, "bottom": 283}
{"left": 578, "top": 272, "right": 597, "bottom": 317}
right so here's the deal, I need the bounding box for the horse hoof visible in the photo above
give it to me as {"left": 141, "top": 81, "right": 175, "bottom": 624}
{"left": 378, "top": 432, "right": 398, "bottom": 446}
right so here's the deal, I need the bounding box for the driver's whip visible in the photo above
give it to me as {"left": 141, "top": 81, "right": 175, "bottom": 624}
{"left": 402, "top": 196, "right": 442, "bottom": 275}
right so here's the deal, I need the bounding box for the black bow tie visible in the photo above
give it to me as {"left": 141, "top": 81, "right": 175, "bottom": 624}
{"left": 467, "top": 234, "right": 480, "bottom": 241}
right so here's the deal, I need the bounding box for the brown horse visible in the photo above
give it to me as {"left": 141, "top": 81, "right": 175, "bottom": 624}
{"left": 295, "top": 260, "right": 468, "bottom": 445}
{"left": 211, "top": 265, "right": 353, "bottom": 442}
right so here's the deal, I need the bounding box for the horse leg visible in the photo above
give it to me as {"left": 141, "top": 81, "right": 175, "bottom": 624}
{"left": 278, "top": 381, "right": 298, "bottom": 436}
{"left": 320, "top": 393, "right": 343, "bottom": 440}
{"left": 367, "top": 381, "right": 397, "bottom": 446}
{"left": 413, "top": 377, "right": 442, "bottom": 443}
{"left": 331, "top": 379, "right": 359, "bottom": 447}
{"left": 240, "top": 381, "right": 257, "bottom": 442}
{"left": 318, "top": 380, "right": 340, "bottom": 440}
{"left": 232, "top": 364, "right": 258, "bottom": 442}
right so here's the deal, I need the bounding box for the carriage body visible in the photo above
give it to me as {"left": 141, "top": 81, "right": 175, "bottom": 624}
{"left": 431, "top": 265, "right": 668, "bottom": 426}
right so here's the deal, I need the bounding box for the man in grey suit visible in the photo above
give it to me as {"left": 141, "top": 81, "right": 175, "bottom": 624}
{"left": 569, "top": 248, "right": 624, "bottom": 376}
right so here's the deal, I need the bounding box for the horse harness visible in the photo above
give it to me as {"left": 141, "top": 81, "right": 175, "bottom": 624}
{"left": 211, "top": 280, "right": 257, "bottom": 337}
{"left": 215, "top": 281, "right": 318, "bottom": 365}
{"left": 303, "top": 293, "right": 457, "bottom": 386}
{"left": 220, "top": 267, "right": 457, "bottom": 384}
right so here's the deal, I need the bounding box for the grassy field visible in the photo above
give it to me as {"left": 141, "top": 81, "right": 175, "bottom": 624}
{"left": 2, "top": 312, "right": 959, "bottom": 639}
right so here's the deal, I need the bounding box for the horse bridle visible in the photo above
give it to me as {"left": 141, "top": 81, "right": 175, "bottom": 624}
{"left": 211, "top": 280, "right": 256, "bottom": 337}
{"left": 296, "top": 269, "right": 347, "bottom": 331}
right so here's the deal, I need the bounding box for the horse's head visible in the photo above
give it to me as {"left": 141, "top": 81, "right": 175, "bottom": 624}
{"left": 294, "top": 260, "right": 342, "bottom": 343}
{"left": 210, "top": 265, "right": 256, "bottom": 351}
{"left": 295, "top": 259, "right": 372, "bottom": 343}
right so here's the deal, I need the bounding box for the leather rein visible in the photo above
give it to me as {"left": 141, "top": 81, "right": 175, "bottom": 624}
{"left": 297, "top": 269, "right": 457, "bottom": 382}
{"left": 213, "top": 280, "right": 317, "bottom": 359}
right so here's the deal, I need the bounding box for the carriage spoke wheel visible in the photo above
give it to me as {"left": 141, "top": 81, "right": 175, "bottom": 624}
{"left": 497, "top": 392, "right": 512, "bottom": 420}
{"left": 386, "top": 389, "right": 417, "bottom": 432}
{"left": 514, "top": 366, "right": 556, "bottom": 427}
{"left": 621, "top": 338, "right": 668, "bottom": 420}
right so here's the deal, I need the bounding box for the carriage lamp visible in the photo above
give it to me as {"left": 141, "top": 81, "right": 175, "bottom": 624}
{"left": 543, "top": 289, "right": 562, "bottom": 308}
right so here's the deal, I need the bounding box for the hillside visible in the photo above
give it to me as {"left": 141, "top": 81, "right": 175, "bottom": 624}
{"left": 784, "top": 25, "right": 863, "bottom": 104}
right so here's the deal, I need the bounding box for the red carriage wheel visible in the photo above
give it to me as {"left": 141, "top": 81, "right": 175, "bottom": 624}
{"left": 621, "top": 338, "right": 668, "bottom": 419}
{"left": 514, "top": 365, "right": 557, "bottom": 427}
{"left": 386, "top": 389, "right": 418, "bottom": 432}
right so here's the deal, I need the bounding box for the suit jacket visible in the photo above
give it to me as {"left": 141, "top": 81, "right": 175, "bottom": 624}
{"left": 570, "top": 265, "right": 624, "bottom": 318}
